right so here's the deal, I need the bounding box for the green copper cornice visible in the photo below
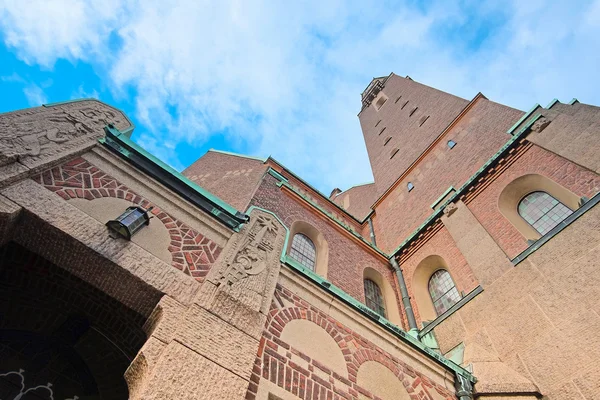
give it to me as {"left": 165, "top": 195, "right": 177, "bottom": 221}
{"left": 100, "top": 124, "right": 249, "bottom": 231}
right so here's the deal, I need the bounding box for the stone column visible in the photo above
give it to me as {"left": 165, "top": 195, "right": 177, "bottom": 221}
{"left": 441, "top": 201, "right": 512, "bottom": 287}
{"left": 126, "top": 209, "right": 286, "bottom": 399}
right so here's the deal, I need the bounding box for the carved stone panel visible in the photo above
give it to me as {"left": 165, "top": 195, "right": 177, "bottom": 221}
{"left": 0, "top": 100, "right": 132, "bottom": 176}
{"left": 203, "top": 209, "right": 286, "bottom": 314}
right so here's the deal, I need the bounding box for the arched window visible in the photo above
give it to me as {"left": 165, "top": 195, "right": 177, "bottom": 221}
{"left": 518, "top": 191, "right": 573, "bottom": 236}
{"left": 363, "top": 279, "right": 386, "bottom": 317}
{"left": 428, "top": 270, "right": 461, "bottom": 316}
{"left": 289, "top": 233, "right": 316, "bottom": 271}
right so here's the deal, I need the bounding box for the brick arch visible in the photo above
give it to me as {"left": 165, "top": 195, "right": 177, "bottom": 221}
{"left": 268, "top": 306, "right": 346, "bottom": 356}
{"left": 33, "top": 157, "right": 222, "bottom": 282}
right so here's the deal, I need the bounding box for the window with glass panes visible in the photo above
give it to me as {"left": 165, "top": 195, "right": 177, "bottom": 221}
{"left": 363, "top": 279, "right": 386, "bottom": 317}
{"left": 289, "top": 233, "right": 316, "bottom": 271}
{"left": 518, "top": 191, "right": 573, "bottom": 236}
{"left": 428, "top": 270, "right": 461, "bottom": 316}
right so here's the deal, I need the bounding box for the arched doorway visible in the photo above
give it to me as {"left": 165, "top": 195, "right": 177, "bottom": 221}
{"left": 0, "top": 242, "right": 147, "bottom": 399}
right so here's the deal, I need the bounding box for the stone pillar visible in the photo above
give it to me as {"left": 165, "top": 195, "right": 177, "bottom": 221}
{"left": 441, "top": 201, "right": 512, "bottom": 287}
{"left": 126, "top": 209, "right": 286, "bottom": 399}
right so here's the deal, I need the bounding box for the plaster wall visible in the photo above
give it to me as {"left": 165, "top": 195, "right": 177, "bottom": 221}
{"left": 430, "top": 202, "right": 600, "bottom": 398}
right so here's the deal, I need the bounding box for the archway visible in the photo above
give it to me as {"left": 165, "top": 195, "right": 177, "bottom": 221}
{"left": 0, "top": 242, "right": 147, "bottom": 399}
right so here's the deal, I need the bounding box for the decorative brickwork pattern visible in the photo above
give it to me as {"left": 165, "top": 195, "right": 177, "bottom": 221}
{"left": 245, "top": 284, "right": 455, "bottom": 400}
{"left": 33, "top": 157, "right": 222, "bottom": 281}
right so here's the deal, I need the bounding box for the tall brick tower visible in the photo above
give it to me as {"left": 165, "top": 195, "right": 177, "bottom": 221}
{"left": 358, "top": 73, "right": 469, "bottom": 195}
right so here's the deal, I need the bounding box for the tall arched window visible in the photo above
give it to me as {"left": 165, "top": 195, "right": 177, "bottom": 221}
{"left": 364, "top": 279, "right": 386, "bottom": 317}
{"left": 428, "top": 270, "right": 461, "bottom": 316}
{"left": 518, "top": 191, "right": 573, "bottom": 236}
{"left": 289, "top": 233, "right": 316, "bottom": 271}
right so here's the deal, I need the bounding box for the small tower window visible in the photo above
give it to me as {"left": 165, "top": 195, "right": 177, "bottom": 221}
{"left": 379, "top": 127, "right": 386, "bottom": 135}
{"left": 447, "top": 140, "right": 457, "bottom": 149}
{"left": 518, "top": 191, "right": 573, "bottom": 236}
{"left": 429, "top": 269, "right": 461, "bottom": 316}
{"left": 390, "top": 148, "right": 399, "bottom": 159}
{"left": 407, "top": 182, "right": 414, "bottom": 192}
{"left": 364, "top": 279, "right": 386, "bottom": 317}
{"left": 375, "top": 96, "right": 388, "bottom": 110}
{"left": 395, "top": 96, "right": 402, "bottom": 103}
{"left": 289, "top": 233, "right": 316, "bottom": 271}
{"left": 409, "top": 106, "right": 418, "bottom": 117}
{"left": 375, "top": 119, "right": 382, "bottom": 127}
{"left": 383, "top": 136, "right": 392, "bottom": 146}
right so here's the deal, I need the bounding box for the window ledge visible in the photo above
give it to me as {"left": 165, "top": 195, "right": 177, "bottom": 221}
{"left": 511, "top": 191, "right": 600, "bottom": 265}
{"left": 418, "top": 285, "right": 483, "bottom": 339}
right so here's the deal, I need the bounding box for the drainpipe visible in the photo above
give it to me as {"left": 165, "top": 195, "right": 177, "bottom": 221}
{"left": 454, "top": 373, "right": 474, "bottom": 400}
{"left": 367, "top": 217, "right": 377, "bottom": 246}
{"left": 390, "top": 257, "right": 418, "bottom": 333}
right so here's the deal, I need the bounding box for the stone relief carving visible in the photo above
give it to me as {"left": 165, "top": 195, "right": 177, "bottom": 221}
{"left": 443, "top": 202, "right": 458, "bottom": 217}
{"left": 215, "top": 214, "right": 279, "bottom": 286}
{"left": 530, "top": 116, "right": 550, "bottom": 133}
{"left": 206, "top": 210, "right": 286, "bottom": 314}
{"left": 0, "top": 101, "right": 130, "bottom": 166}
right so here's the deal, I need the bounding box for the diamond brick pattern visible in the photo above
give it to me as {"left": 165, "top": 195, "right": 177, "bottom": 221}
{"left": 245, "top": 284, "right": 456, "bottom": 400}
{"left": 33, "top": 157, "right": 222, "bottom": 282}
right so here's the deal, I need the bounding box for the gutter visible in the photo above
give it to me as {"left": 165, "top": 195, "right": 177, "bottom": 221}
{"left": 100, "top": 124, "right": 249, "bottom": 231}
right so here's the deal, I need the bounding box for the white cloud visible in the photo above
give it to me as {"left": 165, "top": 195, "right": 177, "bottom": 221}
{"left": 1, "top": 0, "right": 599, "bottom": 192}
{"left": 23, "top": 83, "right": 47, "bottom": 106}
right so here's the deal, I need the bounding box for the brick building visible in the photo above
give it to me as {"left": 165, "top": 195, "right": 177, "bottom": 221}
{"left": 0, "top": 72, "right": 598, "bottom": 399}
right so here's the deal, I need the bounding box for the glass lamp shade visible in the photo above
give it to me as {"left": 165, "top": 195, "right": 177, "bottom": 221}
{"left": 106, "top": 206, "right": 151, "bottom": 240}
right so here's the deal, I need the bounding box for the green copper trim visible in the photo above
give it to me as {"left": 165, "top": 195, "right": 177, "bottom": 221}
{"left": 389, "top": 112, "right": 544, "bottom": 258}
{"left": 569, "top": 98, "right": 579, "bottom": 105}
{"left": 275, "top": 178, "right": 387, "bottom": 258}
{"left": 100, "top": 124, "right": 248, "bottom": 231}
{"left": 511, "top": 191, "right": 600, "bottom": 265}
{"left": 546, "top": 98, "right": 559, "bottom": 109}
{"left": 208, "top": 149, "right": 268, "bottom": 162}
{"left": 281, "top": 254, "right": 476, "bottom": 383}
{"left": 267, "top": 168, "right": 288, "bottom": 183}
{"left": 267, "top": 156, "right": 374, "bottom": 224}
{"left": 430, "top": 186, "right": 456, "bottom": 210}
{"left": 507, "top": 103, "right": 540, "bottom": 135}
{"left": 418, "top": 286, "right": 483, "bottom": 339}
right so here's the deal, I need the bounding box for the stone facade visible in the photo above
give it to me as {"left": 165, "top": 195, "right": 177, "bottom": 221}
{"left": 0, "top": 74, "right": 599, "bottom": 400}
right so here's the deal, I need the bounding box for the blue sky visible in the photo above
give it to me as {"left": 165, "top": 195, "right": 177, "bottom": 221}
{"left": 1, "top": 0, "right": 599, "bottom": 193}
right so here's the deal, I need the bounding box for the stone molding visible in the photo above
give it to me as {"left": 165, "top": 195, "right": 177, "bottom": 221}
{"left": 0, "top": 100, "right": 131, "bottom": 185}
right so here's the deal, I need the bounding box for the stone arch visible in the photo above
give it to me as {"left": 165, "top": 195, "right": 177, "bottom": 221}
{"left": 34, "top": 157, "right": 222, "bottom": 282}
{"left": 0, "top": 241, "right": 148, "bottom": 399}
{"left": 412, "top": 255, "right": 458, "bottom": 322}
{"left": 356, "top": 360, "right": 411, "bottom": 400}
{"left": 286, "top": 220, "right": 328, "bottom": 278}
{"left": 363, "top": 267, "right": 402, "bottom": 326}
{"left": 498, "top": 173, "right": 580, "bottom": 240}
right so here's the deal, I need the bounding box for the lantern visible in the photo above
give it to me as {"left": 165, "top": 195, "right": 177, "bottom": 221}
{"left": 106, "top": 206, "right": 153, "bottom": 240}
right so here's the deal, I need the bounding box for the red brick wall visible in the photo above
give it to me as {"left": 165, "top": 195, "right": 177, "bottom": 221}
{"left": 396, "top": 226, "right": 479, "bottom": 325}
{"left": 372, "top": 99, "right": 524, "bottom": 253}
{"left": 183, "top": 151, "right": 268, "bottom": 211}
{"left": 332, "top": 183, "right": 377, "bottom": 221}
{"left": 245, "top": 284, "right": 456, "bottom": 400}
{"left": 359, "top": 74, "right": 469, "bottom": 196}
{"left": 249, "top": 174, "right": 400, "bottom": 316}
{"left": 273, "top": 166, "right": 365, "bottom": 233}
{"left": 33, "top": 157, "right": 222, "bottom": 282}
{"left": 466, "top": 143, "right": 600, "bottom": 258}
